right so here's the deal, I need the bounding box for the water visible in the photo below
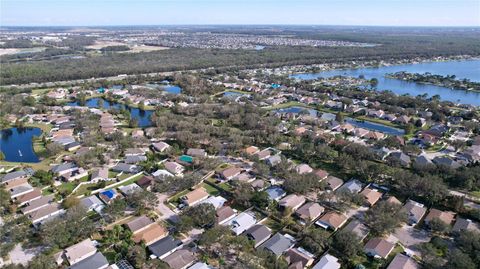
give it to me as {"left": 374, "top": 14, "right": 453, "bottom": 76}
{"left": 273, "top": 107, "right": 404, "bottom": 134}
{"left": 345, "top": 118, "right": 405, "bottom": 136}
{"left": 274, "top": 106, "right": 318, "bottom": 116}
{"left": 291, "top": 60, "right": 480, "bottom": 106}
{"left": 0, "top": 127, "right": 42, "bottom": 163}
{"left": 145, "top": 83, "right": 182, "bottom": 94}
{"left": 223, "top": 91, "right": 250, "bottom": 99}
{"left": 67, "top": 98, "right": 154, "bottom": 127}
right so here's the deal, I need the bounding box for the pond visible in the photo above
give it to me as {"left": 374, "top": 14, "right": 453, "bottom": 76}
{"left": 145, "top": 83, "right": 182, "bottom": 94}
{"left": 345, "top": 118, "right": 405, "bottom": 136}
{"left": 291, "top": 60, "right": 480, "bottom": 106}
{"left": 67, "top": 98, "right": 154, "bottom": 127}
{"left": 273, "top": 106, "right": 318, "bottom": 117}
{"left": 0, "top": 127, "right": 42, "bottom": 163}
{"left": 273, "top": 106, "right": 404, "bottom": 135}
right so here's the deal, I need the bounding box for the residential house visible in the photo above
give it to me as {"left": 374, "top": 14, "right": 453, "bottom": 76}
{"left": 118, "top": 183, "right": 141, "bottom": 196}
{"left": 389, "top": 152, "right": 411, "bottom": 167}
{"left": 164, "top": 161, "right": 185, "bottom": 175}
{"left": 403, "top": 200, "right": 427, "bottom": 225}
{"left": 315, "top": 211, "right": 348, "bottom": 231}
{"left": 51, "top": 163, "right": 78, "bottom": 177}
{"left": 91, "top": 168, "right": 109, "bottom": 183}
{"left": 188, "top": 262, "right": 214, "bottom": 269}
{"left": 226, "top": 211, "right": 257, "bottom": 235}
{"left": 132, "top": 223, "right": 168, "bottom": 246}
{"left": 244, "top": 224, "right": 272, "bottom": 248}
{"left": 181, "top": 187, "right": 209, "bottom": 207}
{"left": 163, "top": 249, "right": 196, "bottom": 269}
{"left": 80, "top": 195, "right": 105, "bottom": 213}
{"left": 245, "top": 146, "right": 260, "bottom": 155}
{"left": 265, "top": 186, "right": 287, "bottom": 201}
{"left": 148, "top": 236, "right": 183, "bottom": 259}
{"left": 220, "top": 167, "right": 242, "bottom": 181}
{"left": 14, "top": 188, "right": 42, "bottom": 206}
{"left": 360, "top": 188, "right": 383, "bottom": 206}
{"left": 111, "top": 163, "right": 140, "bottom": 174}
{"left": 201, "top": 196, "right": 227, "bottom": 210}
{"left": 255, "top": 149, "right": 271, "bottom": 160}
{"left": 266, "top": 155, "right": 282, "bottom": 167}
{"left": 9, "top": 184, "right": 34, "bottom": 199}
{"left": 433, "top": 156, "right": 461, "bottom": 169}
{"left": 1, "top": 170, "right": 28, "bottom": 185}
{"left": 295, "top": 202, "right": 324, "bottom": 223}
{"left": 425, "top": 209, "right": 455, "bottom": 226}
{"left": 186, "top": 148, "right": 207, "bottom": 157}
{"left": 342, "top": 220, "right": 369, "bottom": 241}
{"left": 259, "top": 233, "right": 295, "bottom": 257}
{"left": 326, "top": 176, "right": 344, "bottom": 191}
{"left": 125, "top": 155, "right": 147, "bottom": 164}
{"left": 216, "top": 206, "right": 237, "bottom": 225}
{"left": 312, "top": 254, "right": 341, "bottom": 269}
{"left": 314, "top": 169, "right": 329, "bottom": 180}
{"left": 337, "top": 179, "right": 363, "bottom": 194}
{"left": 295, "top": 164, "right": 313, "bottom": 175}
{"left": 395, "top": 115, "right": 411, "bottom": 124}
{"left": 386, "top": 253, "right": 419, "bottom": 269}
{"left": 284, "top": 247, "right": 315, "bottom": 269}
{"left": 136, "top": 175, "right": 153, "bottom": 189}
{"left": 279, "top": 194, "right": 306, "bottom": 211}
{"left": 364, "top": 238, "right": 395, "bottom": 259}
{"left": 452, "top": 218, "right": 480, "bottom": 233}
{"left": 28, "top": 203, "right": 64, "bottom": 224}
{"left": 68, "top": 252, "right": 109, "bottom": 269}
{"left": 21, "top": 195, "right": 54, "bottom": 214}
{"left": 152, "top": 142, "right": 170, "bottom": 152}
{"left": 152, "top": 169, "right": 174, "bottom": 179}
{"left": 64, "top": 239, "right": 97, "bottom": 265}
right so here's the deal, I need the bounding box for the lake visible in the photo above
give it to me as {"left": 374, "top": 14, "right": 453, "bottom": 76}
{"left": 274, "top": 106, "right": 318, "bottom": 116}
{"left": 145, "top": 83, "right": 182, "bottom": 94}
{"left": 0, "top": 127, "right": 42, "bottom": 163}
{"left": 67, "top": 98, "right": 154, "bottom": 127}
{"left": 345, "top": 118, "right": 405, "bottom": 136}
{"left": 291, "top": 60, "right": 480, "bottom": 106}
{"left": 273, "top": 106, "right": 404, "bottom": 134}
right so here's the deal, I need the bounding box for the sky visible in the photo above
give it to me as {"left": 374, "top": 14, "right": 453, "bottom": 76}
{"left": 1, "top": 0, "right": 479, "bottom": 27}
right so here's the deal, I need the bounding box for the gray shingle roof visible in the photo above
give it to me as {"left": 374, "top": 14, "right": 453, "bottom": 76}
{"left": 259, "top": 233, "right": 294, "bottom": 256}
{"left": 68, "top": 252, "right": 108, "bottom": 269}
{"left": 148, "top": 235, "right": 182, "bottom": 258}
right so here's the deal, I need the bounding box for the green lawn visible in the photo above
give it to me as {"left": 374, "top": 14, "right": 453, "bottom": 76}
{"left": 201, "top": 182, "right": 220, "bottom": 196}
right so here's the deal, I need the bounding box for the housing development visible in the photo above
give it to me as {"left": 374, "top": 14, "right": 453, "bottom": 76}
{"left": 1, "top": 24, "right": 480, "bottom": 269}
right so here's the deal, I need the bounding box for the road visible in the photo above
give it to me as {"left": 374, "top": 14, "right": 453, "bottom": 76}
{"left": 155, "top": 193, "right": 179, "bottom": 223}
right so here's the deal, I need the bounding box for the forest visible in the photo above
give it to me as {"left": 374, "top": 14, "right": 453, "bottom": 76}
{"left": 1, "top": 27, "right": 480, "bottom": 85}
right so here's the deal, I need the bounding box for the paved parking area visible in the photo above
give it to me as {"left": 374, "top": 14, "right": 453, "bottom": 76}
{"left": 392, "top": 224, "right": 431, "bottom": 256}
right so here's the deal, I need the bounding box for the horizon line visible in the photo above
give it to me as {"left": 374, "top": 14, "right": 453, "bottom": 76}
{"left": 1, "top": 23, "right": 480, "bottom": 28}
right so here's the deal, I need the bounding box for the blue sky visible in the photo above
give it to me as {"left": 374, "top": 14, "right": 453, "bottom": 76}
{"left": 1, "top": 0, "right": 479, "bottom": 26}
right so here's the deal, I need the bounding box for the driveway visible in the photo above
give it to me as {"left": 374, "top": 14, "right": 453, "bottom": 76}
{"left": 155, "top": 193, "right": 179, "bottom": 223}
{"left": 392, "top": 224, "right": 431, "bottom": 256}
{"left": 0, "top": 244, "right": 42, "bottom": 267}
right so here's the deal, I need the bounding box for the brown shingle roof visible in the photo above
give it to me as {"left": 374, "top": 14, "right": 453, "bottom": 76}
{"left": 132, "top": 223, "right": 167, "bottom": 246}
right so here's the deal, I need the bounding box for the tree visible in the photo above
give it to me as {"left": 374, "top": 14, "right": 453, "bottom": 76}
{"left": 300, "top": 228, "right": 331, "bottom": 255}
{"left": 27, "top": 254, "right": 57, "bottom": 269}
{"left": 125, "top": 190, "right": 159, "bottom": 214}
{"left": 198, "top": 225, "right": 230, "bottom": 247}
{"left": 128, "top": 118, "right": 138, "bottom": 128}
{"left": 45, "top": 142, "right": 63, "bottom": 157}
{"left": 180, "top": 203, "right": 216, "bottom": 228}
{"left": 335, "top": 112, "right": 344, "bottom": 123}
{"left": 138, "top": 101, "right": 145, "bottom": 110}
{"left": 429, "top": 218, "right": 450, "bottom": 235}
{"left": 31, "top": 170, "right": 54, "bottom": 186}
{"left": 62, "top": 196, "right": 80, "bottom": 209}
{"left": 232, "top": 181, "right": 254, "bottom": 208}
{"left": 364, "top": 201, "right": 407, "bottom": 236}
{"left": 126, "top": 245, "right": 147, "bottom": 269}
{"left": 332, "top": 230, "right": 363, "bottom": 259}
{"left": 251, "top": 191, "right": 270, "bottom": 209}
{"left": 445, "top": 249, "right": 476, "bottom": 269}
{"left": 0, "top": 151, "right": 4, "bottom": 161}
{"left": 40, "top": 205, "right": 95, "bottom": 248}
{"left": 103, "top": 199, "right": 127, "bottom": 222}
